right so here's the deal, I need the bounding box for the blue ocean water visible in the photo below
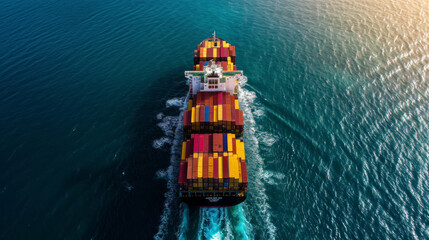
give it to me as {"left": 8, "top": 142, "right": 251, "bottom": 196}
{"left": 1, "top": 0, "right": 428, "bottom": 239}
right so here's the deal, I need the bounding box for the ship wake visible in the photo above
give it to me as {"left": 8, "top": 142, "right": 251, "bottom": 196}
{"left": 238, "top": 77, "right": 277, "bottom": 239}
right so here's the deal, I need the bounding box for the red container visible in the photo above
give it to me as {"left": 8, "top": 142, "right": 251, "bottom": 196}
{"left": 233, "top": 66, "right": 237, "bottom": 71}
{"left": 209, "top": 106, "right": 213, "bottom": 123}
{"left": 193, "top": 158, "right": 198, "bottom": 179}
{"left": 209, "top": 93, "right": 213, "bottom": 106}
{"left": 204, "top": 94, "right": 209, "bottom": 106}
{"left": 217, "top": 92, "right": 222, "bottom": 105}
{"left": 226, "top": 104, "right": 231, "bottom": 122}
{"left": 200, "top": 106, "right": 205, "bottom": 122}
{"left": 209, "top": 134, "right": 213, "bottom": 152}
{"left": 180, "top": 162, "right": 188, "bottom": 184}
{"left": 221, "top": 47, "right": 228, "bottom": 57}
{"left": 222, "top": 104, "right": 227, "bottom": 122}
{"left": 199, "top": 134, "right": 204, "bottom": 153}
{"left": 218, "top": 133, "right": 223, "bottom": 152}
{"left": 241, "top": 162, "right": 248, "bottom": 183}
{"left": 183, "top": 110, "right": 188, "bottom": 126}
{"left": 231, "top": 107, "right": 236, "bottom": 124}
{"left": 207, "top": 48, "right": 213, "bottom": 58}
{"left": 232, "top": 138, "right": 236, "bottom": 154}
{"left": 213, "top": 158, "right": 219, "bottom": 179}
{"left": 186, "top": 139, "right": 191, "bottom": 158}
{"left": 223, "top": 156, "right": 229, "bottom": 179}
{"left": 203, "top": 134, "right": 209, "bottom": 153}
{"left": 203, "top": 155, "right": 208, "bottom": 178}
{"left": 194, "top": 134, "right": 199, "bottom": 153}
{"left": 196, "top": 92, "right": 201, "bottom": 105}
{"left": 222, "top": 61, "right": 227, "bottom": 71}
{"left": 187, "top": 158, "right": 193, "bottom": 180}
{"left": 178, "top": 162, "right": 184, "bottom": 183}
{"left": 239, "top": 110, "right": 244, "bottom": 126}
{"left": 212, "top": 133, "right": 218, "bottom": 152}
{"left": 235, "top": 109, "right": 240, "bottom": 125}
{"left": 229, "top": 46, "right": 236, "bottom": 56}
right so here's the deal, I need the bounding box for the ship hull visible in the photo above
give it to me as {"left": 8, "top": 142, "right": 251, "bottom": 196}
{"left": 180, "top": 195, "right": 246, "bottom": 207}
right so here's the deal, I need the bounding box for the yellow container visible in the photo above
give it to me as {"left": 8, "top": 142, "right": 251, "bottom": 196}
{"left": 203, "top": 48, "right": 207, "bottom": 58}
{"left": 214, "top": 152, "right": 218, "bottom": 158}
{"left": 196, "top": 105, "right": 200, "bottom": 123}
{"left": 188, "top": 99, "right": 193, "bottom": 110}
{"left": 181, "top": 141, "right": 186, "bottom": 160}
{"left": 218, "top": 104, "right": 222, "bottom": 121}
{"left": 214, "top": 105, "right": 218, "bottom": 123}
{"left": 213, "top": 47, "right": 217, "bottom": 58}
{"left": 229, "top": 155, "right": 234, "bottom": 179}
{"left": 191, "top": 107, "right": 196, "bottom": 123}
{"left": 227, "top": 134, "right": 233, "bottom": 152}
{"left": 218, "top": 157, "right": 223, "bottom": 179}
{"left": 236, "top": 139, "right": 242, "bottom": 158}
{"left": 240, "top": 141, "right": 246, "bottom": 160}
{"left": 235, "top": 99, "right": 239, "bottom": 109}
{"left": 208, "top": 157, "right": 213, "bottom": 178}
{"left": 223, "top": 152, "right": 227, "bottom": 157}
{"left": 198, "top": 156, "right": 203, "bottom": 178}
{"left": 193, "top": 153, "right": 198, "bottom": 158}
{"left": 233, "top": 155, "right": 239, "bottom": 180}
{"left": 227, "top": 56, "right": 231, "bottom": 63}
{"left": 238, "top": 155, "right": 242, "bottom": 183}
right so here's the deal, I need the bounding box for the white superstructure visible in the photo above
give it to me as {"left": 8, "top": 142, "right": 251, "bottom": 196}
{"left": 185, "top": 61, "right": 241, "bottom": 96}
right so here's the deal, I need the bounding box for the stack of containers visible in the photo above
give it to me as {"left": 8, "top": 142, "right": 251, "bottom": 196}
{"left": 183, "top": 91, "right": 244, "bottom": 134}
{"left": 193, "top": 39, "right": 238, "bottom": 71}
{"left": 178, "top": 133, "right": 247, "bottom": 191}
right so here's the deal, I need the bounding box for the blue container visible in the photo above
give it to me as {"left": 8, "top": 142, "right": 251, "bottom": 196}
{"left": 223, "top": 134, "right": 228, "bottom": 152}
{"left": 205, "top": 106, "right": 209, "bottom": 122}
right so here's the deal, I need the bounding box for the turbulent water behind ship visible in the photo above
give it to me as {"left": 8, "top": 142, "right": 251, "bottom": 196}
{"left": 0, "top": 0, "right": 428, "bottom": 239}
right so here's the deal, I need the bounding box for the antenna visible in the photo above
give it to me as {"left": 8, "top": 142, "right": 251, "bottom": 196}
{"left": 213, "top": 30, "right": 216, "bottom": 41}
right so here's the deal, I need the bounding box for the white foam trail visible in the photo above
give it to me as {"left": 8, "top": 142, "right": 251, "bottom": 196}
{"left": 153, "top": 136, "right": 171, "bottom": 149}
{"left": 239, "top": 78, "right": 277, "bottom": 239}
{"left": 230, "top": 205, "right": 254, "bottom": 240}
{"left": 153, "top": 114, "right": 180, "bottom": 149}
{"left": 223, "top": 209, "right": 234, "bottom": 240}
{"left": 154, "top": 94, "right": 189, "bottom": 240}
{"left": 166, "top": 97, "right": 186, "bottom": 108}
{"left": 176, "top": 204, "right": 189, "bottom": 240}
{"left": 256, "top": 131, "right": 278, "bottom": 147}
{"left": 260, "top": 170, "right": 286, "bottom": 186}
{"left": 196, "top": 208, "right": 231, "bottom": 240}
{"left": 157, "top": 115, "right": 179, "bottom": 137}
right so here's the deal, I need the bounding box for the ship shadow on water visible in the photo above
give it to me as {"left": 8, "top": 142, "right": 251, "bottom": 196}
{"left": 80, "top": 68, "right": 188, "bottom": 240}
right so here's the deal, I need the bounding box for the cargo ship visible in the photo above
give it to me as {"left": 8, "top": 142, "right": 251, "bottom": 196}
{"left": 178, "top": 33, "right": 248, "bottom": 207}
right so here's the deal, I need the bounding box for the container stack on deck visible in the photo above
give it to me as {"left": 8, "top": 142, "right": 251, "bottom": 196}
{"left": 177, "top": 133, "right": 247, "bottom": 192}
{"left": 183, "top": 91, "right": 244, "bottom": 135}
{"left": 192, "top": 40, "right": 237, "bottom": 71}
